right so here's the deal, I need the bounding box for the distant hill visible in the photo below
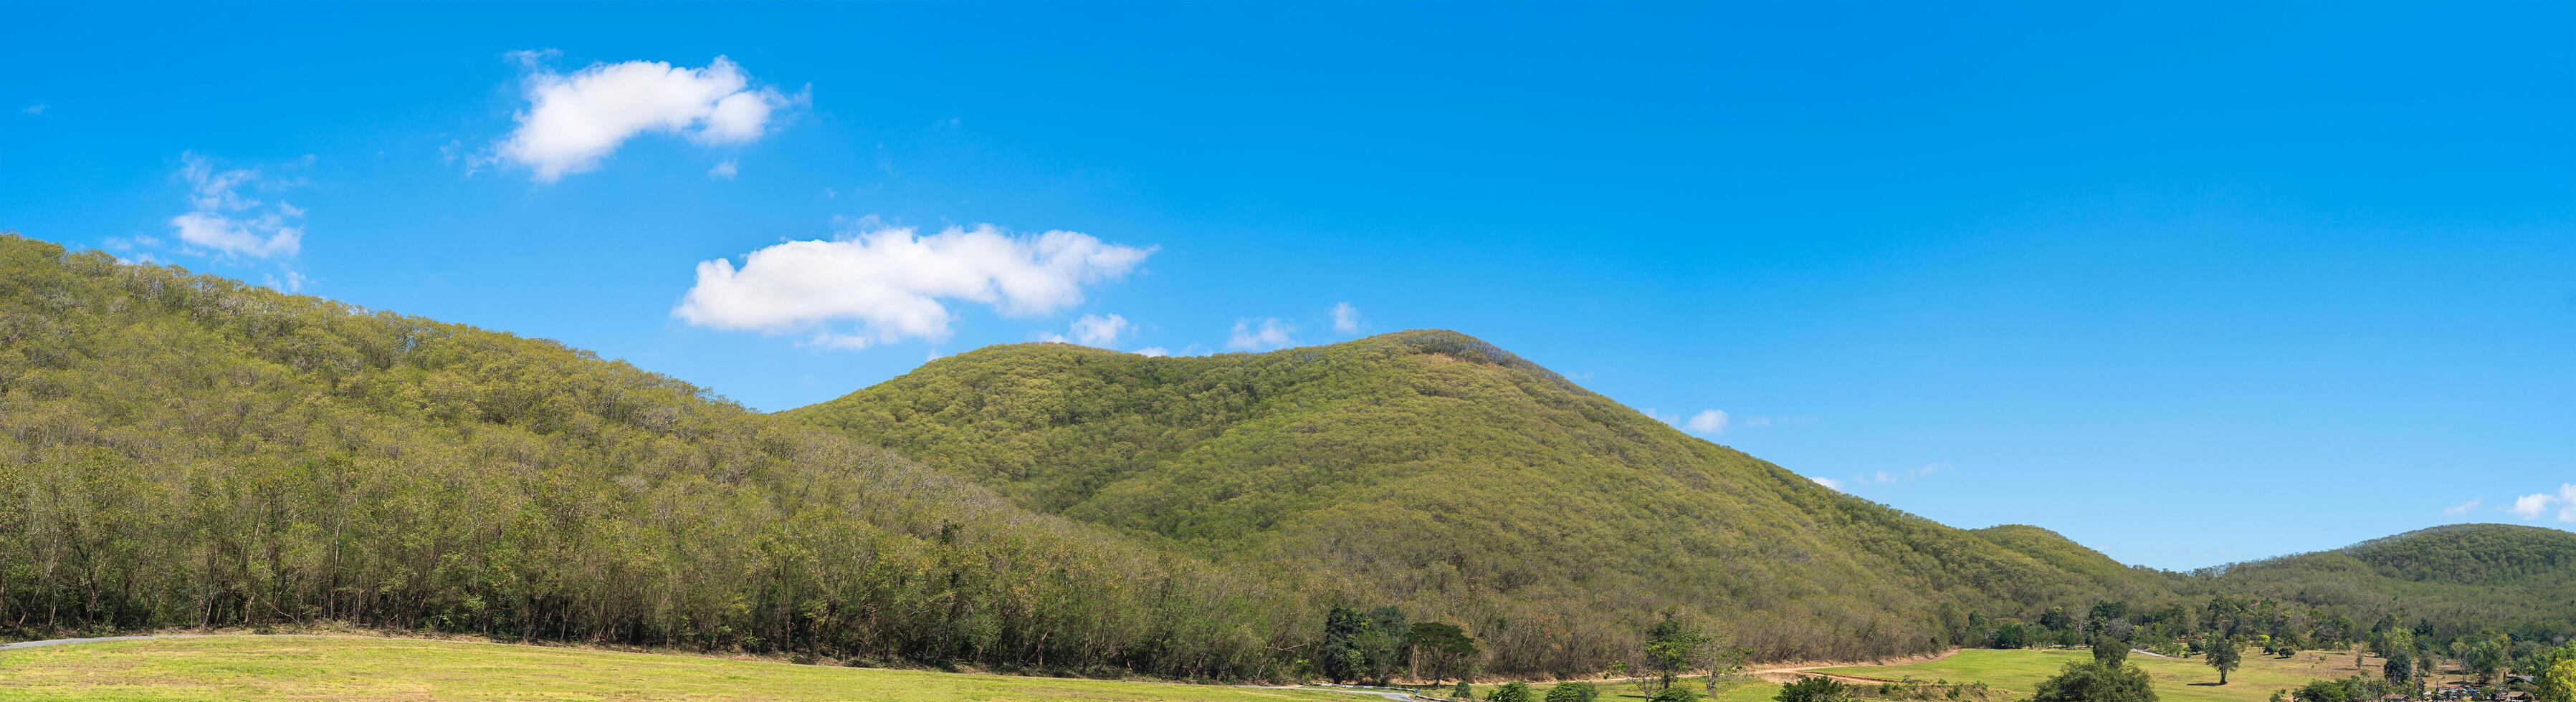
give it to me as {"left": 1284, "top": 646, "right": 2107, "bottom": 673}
{"left": 0, "top": 234, "right": 1304, "bottom": 678}
{"left": 788, "top": 330, "right": 2174, "bottom": 671}
{"left": 2207, "top": 524, "right": 2576, "bottom": 643}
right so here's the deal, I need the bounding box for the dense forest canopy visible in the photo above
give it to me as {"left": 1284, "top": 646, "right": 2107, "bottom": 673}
{"left": 788, "top": 330, "right": 2180, "bottom": 672}
{"left": 4, "top": 233, "right": 2569, "bottom": 682}
{"left": 0, "top": 234, "right": 1308, "bottom": 679}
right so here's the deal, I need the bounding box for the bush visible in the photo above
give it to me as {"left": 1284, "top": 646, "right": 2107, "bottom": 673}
{"left": 1546, "top": 681, "right": 1601, "bottom": 702}
{"left": 1489, "top": 682, "right": 1535, "bottom": 702}
{"left": 1779, "top": 677, "right": 1854, "bottom": 702}
{"left": 1651, "top": 687, "right": 1703, "bottom": 702}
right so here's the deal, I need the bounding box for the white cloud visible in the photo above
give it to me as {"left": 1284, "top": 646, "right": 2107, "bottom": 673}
{"left": 1038, "top": 313, "right": 1132, "bottom": 347}
{"left": 1332, "top": 302, "right": 1362, "bottom": 333}
{"left": 495, "top": 54, "right": 793, "bottom": 182}
{"left": 2565, "top": 484, "right": 2576, "bottom": 522}
{"left": 2509, "top": 491, "right": 2557, "bottom": 519}
{"left": 708, "top": 159, "right": 738, "bottom": 179}
{"left": 1811, "top": 476, "right": 1843, "bottom": 491}
{"left": 1227, "top": 317, "right": 1295, "bottom": 350}
{"left": 1858, "top": 462, "right": 1952, "bottom": 486}
{"left": 674, "top": 222, "right": 1153, "bottom": 350}
{"left": 1069, "top": 313, "right": 1130, "bottom": 346}
{"left": 1133, "top": 346, "right": 1170, "bottom": 357}
{"left": 167, "top": 152, "right": 304, "bottom": 259}
{"left": 21, "top": 103, "right": 44, "bottom": 115}
{"left": 1684, "top": 409, "right": 1730, "bottom": 433}
{"left": 2442, "top": 499, "right": 2483, "bottom": 516}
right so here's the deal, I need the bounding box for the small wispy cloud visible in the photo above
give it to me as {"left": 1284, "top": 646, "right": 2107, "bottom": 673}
{"left": 20, "top": 103, "right": 44, "bottom": 115}
{"left": 707, "top": 159, "right": 738, "bottom": 179}
{"left": 169, "top": 152, "right": 305, "bottom": 259}
{"left": 1227, "top": 317, "right": 1295, "bottom": 350}
{"left": 1811, "top": 476, "right": 1844, "bottom": 491}
{"left": 1855, "top": 462, "right": 1952, "bottom": 486}
{"left": 1684, "top": 409, "right": 1730, "bottom": 434}
{"left": 1332, "top": 302, "right": 1361, "bottom": 333}
{"left": 2441, "top": 499, "right": 2483, "bottom": 516}
{"left": 1036, "top": 313, "right": 1133, "bottom": 347}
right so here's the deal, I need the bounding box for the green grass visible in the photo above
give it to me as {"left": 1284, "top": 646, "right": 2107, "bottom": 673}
{"left": 1435, "top": 675, "right": 1769, "bottom": 701}
{"left": 0, "top": 635, "right": 1365, "bottom": 701}
{"left": 1813, "top": 648, "right": 2386, "bottom": 702}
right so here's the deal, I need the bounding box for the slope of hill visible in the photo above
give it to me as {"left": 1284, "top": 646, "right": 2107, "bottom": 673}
{"left": 1970, "top": 525, "right": 2177, "bottom": 603}
{"left": 2208, "top": 524, "right": 2576, "bottom": 643}
{"left": 788, "top": 331, "right": 2174, "bottom": 673}
{"left": 0, "top": 235, "right": 1304, "bottom": 678}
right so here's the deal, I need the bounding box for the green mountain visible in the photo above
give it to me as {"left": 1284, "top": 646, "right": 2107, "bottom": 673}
{"left": 0, "top": 234, "right": 1306, "bottom": 678}
{"left": 14, "top": 231, "right": 2572, "bottom": 679}
{"left": 788, "top": 331, "right": 2172, "bottom": 672}
{"left": 2208, "top": 524, "right": 2576, "bottom": 643}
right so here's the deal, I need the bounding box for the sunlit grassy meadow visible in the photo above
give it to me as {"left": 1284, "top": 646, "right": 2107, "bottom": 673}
{"left": 0, "top": 635, "right": 1364, "bottom": 701}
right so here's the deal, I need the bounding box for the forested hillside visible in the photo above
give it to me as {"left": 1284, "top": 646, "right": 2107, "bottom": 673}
{"left": 12, "top": 231, "right": 2574, "bottom": 683}
{"left": 2205, "top": 524, "right": 2576, "bottom": 645}
{"left": 788, "top": 332, "right": 2178, "bottom": 673}
{"left": 0, "top": 234, "right": 1309, "bottom": 678}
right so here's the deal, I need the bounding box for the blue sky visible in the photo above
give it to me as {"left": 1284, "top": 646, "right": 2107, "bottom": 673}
{"left": 5, "top": 3, "right": 2570, "bottom": 569}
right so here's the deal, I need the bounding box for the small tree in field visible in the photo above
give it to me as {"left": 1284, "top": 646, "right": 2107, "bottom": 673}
{"left": 1455, "top": 681, "right": 1474, "bottom": 700}
{"left": 2207, "top": 637, "right": 2243, "bottom": 685}
{"left": 1489, "top": 682, "right": 1535, "bottom": 702}
{"left": 2034, "top": 659, "right": 2159, "bottom": 702}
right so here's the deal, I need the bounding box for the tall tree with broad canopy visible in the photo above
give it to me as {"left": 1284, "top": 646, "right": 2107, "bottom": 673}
{"left": 2207, "top": 636, "right": 2243, "bottom": 685}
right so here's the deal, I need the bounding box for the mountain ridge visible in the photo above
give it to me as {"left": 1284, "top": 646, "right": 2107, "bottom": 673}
{"left": 788, "top": 329, "right": 2172, "bottom": 670}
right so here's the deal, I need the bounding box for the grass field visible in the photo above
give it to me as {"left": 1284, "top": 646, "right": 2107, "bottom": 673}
{"left": 1814, "top": 648, "right": 2386, "bottom": 702}
{"left": 1434, "top": 675, "right": 1771, "bottom": 702}
{"left": 0, "top": 635, "right": 1365, "bottom": 701}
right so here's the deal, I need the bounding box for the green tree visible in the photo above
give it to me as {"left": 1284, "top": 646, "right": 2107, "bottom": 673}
{"left": 2537, "top": 644, "right": 2576, "bottom": 702}
{"left": 2033, "top": 660, "right": 2159, "bottom": 702}
{"left": 1322, "top": 605, "right": 1370, "bottom": 684}
{"left": 1777, "top": 676, "right": 1853, "bottom": 702}
{"left": 2463, "top": 635, "right": 2509, "bottom": 687}
{"left": 1360, "top": 606, "right": 1412, "bottom": 685}
{"left": 1489, "top": 682, "right": 1535, "bottom": 702}
{"left": 2094, "top": 636, "right": 2132, "bottom": 665}
{"left": 2207, "top": 636, "right": 2243, "bottom": 685}
{"left": 1546, "top": 681, "right": 1601, "bottom": 702}
{"left": 1410, "top": 622, "right": 1479, "bottom": 686}
{"left": 2382, "top": 650, "right": 2413, "bottom": 687}
{"left": 1456, "top": 681, "right": 1474, "bottom": 701}
{"left": 1644, "top": 615, "right": 1710, "bottom": 692}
